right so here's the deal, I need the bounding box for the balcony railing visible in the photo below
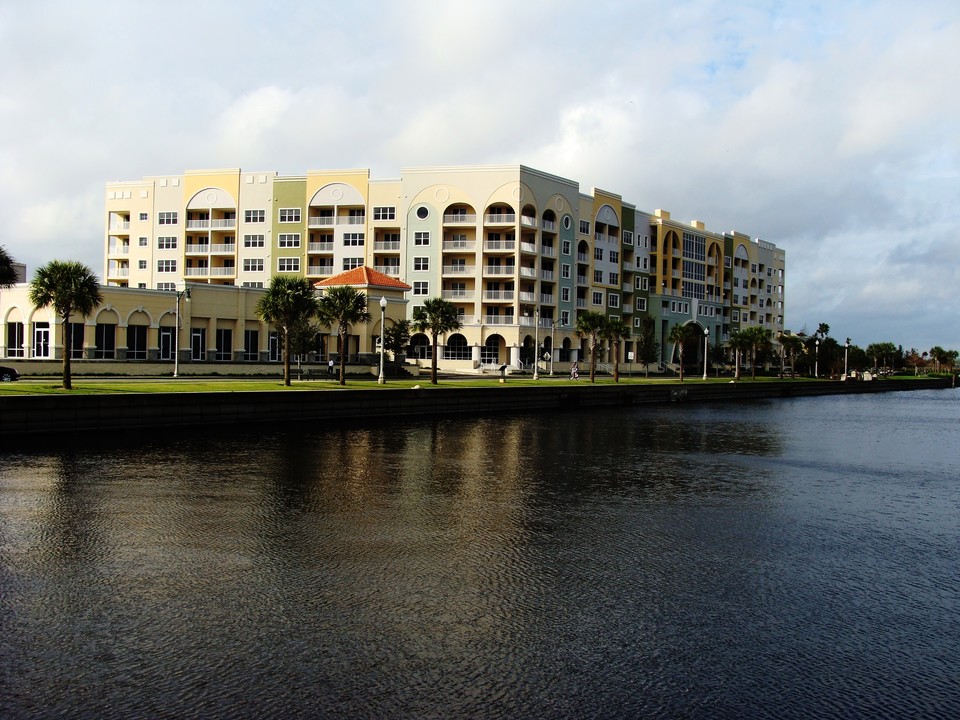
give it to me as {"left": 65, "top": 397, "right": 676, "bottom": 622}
{"left": 484, "top": 213, "right": 516, "bottom": 224}
{"left": 520, "top": 216, "right": 538, "bottom": 229}
{"left": 185, "top": 244, "right": 211, "bottom": 254}
{"left": 109, "top": 222, "right": 130, "bottom": 231}
{"left": 307, "top": 216, "right": 335, "bottom": 228}
{"left": 308, "top": 266, "right": 335, "bottom": 276}
{"left": 373, "top": 265, "right": 400, "bottom": 276}
{"left": 540, "top": 294, "right": 555, "bottom": 305}
{"left": 483, "top": 291, "right": 515, "bottom": 301}
{"left": 577, "top": 253, "right": 589, "bottom": 262}
{"left": 443, "top": 240, "right": 476, "bottom": 251}
{"left": 483, "top": 315, "right": 516, "bottom": 325}
{"left": 483, "top": 265, "right": 515, "bottom": 276}
{"left": 341, "top": 216, "right": 365, "bottom": 225}
{"left": 443, "top": 213, "right": 477, "bottom": 224}
{"left": 541, "top": 219, "right": 557, "bottom": 232}
{"left": 541, "top": 270, "right": 555, "bottom": 281}
{"left": 443, "top": 264, "right": 475, "bottom": 274}
{"left": 576, "top": 298, "right": 586, "bottom": 308}
{"left": 373, "top": 241, "right": 399, "bottom": 252}
{"left": 576, "top": 275, "right": 588, "bottom": 285}
{"left": 108, "top": 245, "right": 130, "bottom": 255}
{"left": 519, "top": 291, "right": 537, "bottom": 303}
{"left": 309, "top": 242, "right": 335, "bottom": 253}
{"left": 520, "top": 241, "right": 538, "bottom": 254}
{"left": 210, "top": 243, "right": 236, "bottom": 254}
{"left": 519, "top": 267, "right": 537, "bottom": 279}
{"left": 108, "top": 267, "right": 129, "bottom": 277}
{"left": 442, "top": 290, "right": 474, "bottom": 300}
{"left": 483, "top": 239, "right": 516, "bottom": 251}
{"left": 541, "top": 245, "right": 556, "bottom": 257}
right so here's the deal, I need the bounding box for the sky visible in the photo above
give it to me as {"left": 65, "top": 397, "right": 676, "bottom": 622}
{"left": 1, "top": 0, "right": 958, "bottom": 352}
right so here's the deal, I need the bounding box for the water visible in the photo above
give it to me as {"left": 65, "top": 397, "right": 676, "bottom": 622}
{"left": 2, "top": 390, "right": 959, "bottom": 718}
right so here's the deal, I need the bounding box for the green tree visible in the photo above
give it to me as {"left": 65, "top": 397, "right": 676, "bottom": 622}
{"left": 668, "top": 323, "right": 689, "bottom": 382}
{"left": 288, "top": 317, "right": 324, "bottom": 371}
{"left": 382, "top": 318, "right": 412, "bottom": 371}
{"left": 728, "top": 329, "right": 751, "bottom": 380}
{"left": 316, "top": 285, "right": 371, "bottom": 386}
{"left": 575, "top": 310, "right": 608, "bottom": 383}
{"left": 603, "top": 316, "right": 630, "bottom": 383}
{"left": 865, "top": 342, "right": 897, "bottom": 373}
{"left": 412, "top": 297, "right": 462, "bottom": 385}
{"left": 778, "top": 332, "right": 804, "bottom": 377}
{"left": 0, "top": 245, "right": 18, "bottom": 288}
{"left": 633, "top": 313, "right": 660, "bottom": 378}
{"left": 743, "top": 326, "right": 773, "bottom": 379}
{"left": 28, "top": 260, "right": 103, "bottom": 390}
{"left": 256, "top": 276, "right": 322, "bottom": 386}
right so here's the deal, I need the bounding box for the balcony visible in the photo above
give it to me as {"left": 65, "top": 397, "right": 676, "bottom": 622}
{"left": 442, "top": 264, "right": 475, "bottom": 275}
{"left": 520, "top": 215, "right": 537, "bottom": 229}
{"left": 541, "top": 270, "right": 555, "bottom": 281}
{"left": 484, "top": 213, "right": 516, "bottom": 225}
{"left": 308, "top": 216, "right": 336, "bottom": 228}
{"left": 483, "top": 290, "right": 515, "bottom": 301}
{"left": 443, "top": 239, "right": 475, "bottom": 251}
{"left": 519, "top": 267, "right": 537, "bottom": 279}
{"left": 520, "top": 241, "right": 538, "bottom": 254}
{"left": 109, "top": 222, "right": 130, "bottom": 232}
{"left": 210, "top": 243, "right": 236, "bottom": 254}
{"left": 483, "top": 239, "right": 516, "bottom": 252}
{"left": 576, "top": 275, "right": 588, "bottom": 285}
{"left": 541, "top": 219, "right": 557, "bottom": 232}
{"left": 372, "top": 241, "right": 399, "bottom": 252}
{"left": 540, "top": 294, "right": 555, "bottom": 305}
{"left": 576, "top": 298, "right": 586, "bottom": 308}
{"left": 373, "top": 265, "right": 400, "bottom": 276}
{"left": 541, "top": 245, "right": 556, "bottom": 258}
{"left": 184, "top": 267, "right": 209, "bottom": 276}
{"left": 108, "top": 266, "right": 129, "bottom": 277}
{"left": 483, "top": 315, "right": 516, "bottom": 325}
{"left": 185, "top": 244, "right": 211, "bottom": 254}
{"left": 309, "top": 242, "right": 335, "bottom": 253}
{"left": 442, "top": 290, "right": 474, "bottom": 300}
{"left": 340, "top": 215, "right": 365, "bottom": 225}
{"left": 577, "top": 253, "right": 589, "bottom": 263}
{"left": 107, "top": 245, "right": 130, "bottom": 255}
{"left": 483, "top": 265, "right": 515, "bottom": 277}
{"left": 308, "top": 266, "right": 335, "bottom": 276}
{"left": 443, "top": 213, "right": 477, "bottom": 224}
{"left": 519, "top": 291, "right": 537, "bottom": 303}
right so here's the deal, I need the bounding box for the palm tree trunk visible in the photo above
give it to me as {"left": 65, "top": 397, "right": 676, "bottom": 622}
{"left": 339, "top": 327, "right": 347, "bottom": 385}
{"left": 430, "top": 333, "right": 438, "bottom": 384}
{"left": 283, "top": 328, "right": 292, "bottom": 386}
{"left": 62, "top": 311, "right": 72, "bottom": 390}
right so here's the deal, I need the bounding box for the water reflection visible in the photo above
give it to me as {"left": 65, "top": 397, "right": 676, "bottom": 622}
{"left": 2, "top": 393, "right": 958, "bottom": 718}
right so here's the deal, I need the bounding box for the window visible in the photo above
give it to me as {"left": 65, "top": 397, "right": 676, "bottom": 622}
{"left": 610, "top": 250, "right": 619, "bottom": 264}
{"left": 137, "top": 283, "right": 146, "bottom": 289}
{"left": 561, "top": 263, "right": 571, "bottom": 279}
{"left": 416, "top": 206, "right": 429, "bottom": 220}
{"left": 561, "top": 287, "right": 571, "bottom": 302}
{"left": 562, "top": 240, "right": 571, "bottom": 255}
{"left": 608, "top": 294, "right": 620, "bottom": 309}
{"left": 157, "top": 282, "right": 176, "bottom": 292}
{"left": 158, "top": 211, "right": 178, "bottom": 225}
{"left": 579, "top": 220, "right": 590, "bottom": 235}
{"left": 443, "top": 334, "right": 471, "bottom": 360}
{"left": 94, "top": 323, "right": 116, "bottom": 359}
{"left": 191, "top": 328, "right": 206, "bottom": 361}
{"left": 642, "top": 277, "right": 649, "bottom": 291}
{"left": 622, "top": 230, "right": 633, "bottom": 245}
{"left": 127, "top": 325, "right": 148, "bottom": 360}
{"left": 157, "top": 260, "right": 177, "bottom": 273}
{"left": 215, "top": 329, "right": 232, "bottom": 361}
{"left": 5, "top": 322, "right": 24, "bottom": 357}
{"left": 413, "top": 281, "right": 429, "bottom": 296}
{"left": 139, "top": 237, "right": 148, "bottom": 247}
{"left": 373, "top": 206, "right": 396, "bottom": 221}
{"left": 343, "top": 233, "right": 364, "bottom": 246}
{"left": 641, "top": 257, "right": 648, "bottom": 270}
{"left": 278, "top": 257, "right": 300, "bottom": 272}
{"left": 732, "top": 309, "right": 740, "bottom": 322}
{"left": 138, "top": 260, "right": 147, "bottom": 269}
{"left": 340, "top": 258, "right": 361, "bottom": 270}
{"left": 636, "top": 298, "right": 647, "bottom": 311}
{"left": 278, "top": 233, "right": 301, "bottom": 248}
{"left": 279, "top": 208, "right": 301, "bottom": 223}
{"left": 241, "top": 281, "right": 264, "bottom": 288}
{"left": 592, "top": 291, "right": 603, "bottom": 306}
{"left": 157, "top": 236, "right": 177, "bottom": 249}
{"left": 414, "top": 257, "right": 429, "bottom": 271}
{"left": 243, "top": 259, "right": 264, "bottom": 272}
{"left": 594, "top": 247, "right": 603, "bottom": 261}
{"left": 245, "top": 209, "right": 265, "bottom": 223}
{"left": 243, "top": 330, "right": 259, "bottom": 361}
{"left": 561, "top": 310, "right": 570, "bottom": 326}
{"left": 725, "top": 257, "right": 732, "bottom": 268}
{"left": 594, "top": 270, "right": 603, "bottom": 284}
{"left": 608, "top": 272, "right": 619, "bottom": 286}
{"left": 139, "top": 212, "right": 148, "bottom": 221}
{"left": 244, "top": 234, "right": 265, "bottom": 248}
{"left": 414, "top": 231, "right": 430, "bottom": 246}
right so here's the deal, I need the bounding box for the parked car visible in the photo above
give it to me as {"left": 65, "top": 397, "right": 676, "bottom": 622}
{"left": 0, "top": 366, "right": 20, "bottom": 382}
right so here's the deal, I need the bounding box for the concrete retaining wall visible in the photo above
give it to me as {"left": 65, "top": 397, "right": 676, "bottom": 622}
{"left": 1, "top": 378, "right": 952, "bottom": 439}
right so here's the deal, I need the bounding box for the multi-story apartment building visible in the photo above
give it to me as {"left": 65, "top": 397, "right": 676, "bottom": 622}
{"left": 104, "top": 165, "right": 784, "bottom": 370}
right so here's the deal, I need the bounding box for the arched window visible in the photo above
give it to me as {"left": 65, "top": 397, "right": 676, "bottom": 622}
{"left": 443, "top": 333, "right": 471, "bottom": 360}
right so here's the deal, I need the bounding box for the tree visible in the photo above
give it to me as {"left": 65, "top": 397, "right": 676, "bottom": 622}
{"left": 728, "top": 329, "right": 751, "bottom": 380}
{"left": 779, "top": 332, "right": 804, "bottom": 377}
{"left": 668, "top": 323, "right": 688, "bottom": 382}
{"left": 743, "top": 326, "right": 773, "bottom": 379}
{"left": 288, "top": 317, "right": 324, "bottom": 371}
{"left": 633, "top": 313, "right": 660, "bottom": 378}
{"left": 28, "top": 260, "right": 103, "bottom": 390}
{"left": 256, "top": 276, "right": 321, "bottom": 386}
{"left": 603, "top": 316, "right": 630, "bottom": 383}
{"left": 0, "top": 245, "right": 18, "bottom": 288}
{"left": 412, "top": 297, "right": 462, "bottom": 384}
{"left": 382, "top": 318, "right": 412, "bottom": 371}
{"left": 316, "top": 285, "right": 371, "bottom": 386}
{"left": 575, "top": 310, "right": 607, "bottom": 383}
{"left": 866, "top": 342, "right": 898, "bottom": 373}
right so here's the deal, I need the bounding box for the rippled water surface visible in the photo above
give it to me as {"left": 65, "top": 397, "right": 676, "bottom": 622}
{"left": 2, "top": 389, "right": 959, "bottom": 718}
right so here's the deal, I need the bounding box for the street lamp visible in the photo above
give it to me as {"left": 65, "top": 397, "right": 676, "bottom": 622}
{"left": 533, "top": 305, "right": 540, "bottom": 381}
{"left": 815, "top": 338, "right": 820, "bottom": 379}
{"left": 173, "top": 286, "right": 190, "bottom": 378}
{"left": 702, "top": 327, "right": 709, "bottom": 380}
{"left": 378, "top": 296, "right": 387, "bottom": 384}
{"left": 844, "top": 338, "right": 850, "bottom": 378}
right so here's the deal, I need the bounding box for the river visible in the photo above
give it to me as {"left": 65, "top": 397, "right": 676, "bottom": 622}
{"left": 2, "top": 389, "right": 958, "bottom": 718}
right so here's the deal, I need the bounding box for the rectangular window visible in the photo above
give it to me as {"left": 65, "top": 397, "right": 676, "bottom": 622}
{"left": 342, "top": 258, "right": 363, "bottom": 270}
{"left": 594, "top": 247, "right": 603, "bottom": 261}
{"left": 561, "top": 310, "right": 570, "bottom": 327}
{"left": 215, "top": 329, "right": 232, "bottom": 361}
{"left": 5, "top": 322, "right": 25, "bottom": 357}
{"left": 414, "top": 231, "right": 430, "bottom": 246}
{"left": 157, "top": 282, "right": 176, "bottom": 292}
{"left": 138, "top": 260, "right": 147, "bottom": 269}
{"left": 158, "top": 211, "right": 178, "bottom": 225}
{"left": 94, "top": 323, "right": 116, "bottom": 359}
{"left": 127, "top": 325, "right": 148, "bottom": 360}
{"left": 641, "top": 258, "right": 648, "bottom": 270}
{"left": 373, "top": 206, "right": 396, "bottom": 221}
{"left": 278, "top": 233, "right": 301, "bottom": 248}
{"left": 562, "top": 240, "right": 571, "bottom": 255}
{"left": 636, "top": 298, "right": 647, "bottom": 311}
{"left": 244, "top": 209, "right": 265, "bottom": 223}
{"left": 343, "top": 233, "right": 364, "bottom": 246}
{"left": 608, "top": 294, "right": 620, "bottom": 309}
{"left": 157, "top": 236, "right": 177, "bottom": 249}
{"left": 594, "top": 270, "right": 603, "bottom": 284}
{"left": 191, "top": 328, "right": 206, "bottom": 361}
{"left": 413, "top": 281, "right": 429, "bottom": 296}
{"left": 244, "top": 234, "right": 265, "bottom": 248}
{"left": 608, "top": 272, "right": 619, "bottom": 286}
{"left": 157, "top": 260, "right": 177, "bottom": 273}
{"left": 279, "top": 208, "right": 301, "bottom": 223}
{"left": 579, "top": 220, "right": 590, "bottom": 235}
{"left": 622, "top": 230, "right": 633, "bottom": 245}
{"left": 592, "top": 291, "right": 603, "bottom": 306}
{"left": 561, "top": 287, "right": 571, "bottom": 302}
{"left": 414, "top": 257, "right": 429, "bottom": 271}
{"left": 243, "top": 259, "right": 264, "bottom": 272}
{"left": 139, "top": 212, "right": 148, "bottom": 221}
{"left": 277, "top": 257, "right": 300, "bottom": 272}
{"left": 609, "top": 250, "right": 619, "bottom": 264}
{"left": 561, "top": 263, "right": 571, "bottom": 279}
{"left": 241, "top": 281, "right": 264, "bottom": 288}
{"left": 243, "top": 330, "right": 259, "bottom": 361}
{"left": 139, "top": 236, "right": 148, "bottom": 247}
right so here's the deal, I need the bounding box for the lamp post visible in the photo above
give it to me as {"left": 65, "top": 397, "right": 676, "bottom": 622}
{"left": 844, "top": 338, "right": 850, "bottom": 378}
{"left": 815, "top": 338, "right": 820, "bottom": 379}
{"left": 173, "top": 286, "right": 190, "bottom": 378}
{"left": 702, "top": 327, "right": 709, "bottom": 380}
{"left": 378, "top": 296, "right": 387, "bottom": 385}
{"left": 533, "top": 305, "right": 540, "bottom": 380}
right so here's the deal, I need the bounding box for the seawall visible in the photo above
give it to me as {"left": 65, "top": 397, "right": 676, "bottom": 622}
{"left": 1, "top": 378, "right": 952, "bottom": 439}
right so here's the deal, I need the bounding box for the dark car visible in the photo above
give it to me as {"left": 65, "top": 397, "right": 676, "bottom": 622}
{"left": 0, "top": 366, "right": 20, "bottom": 382}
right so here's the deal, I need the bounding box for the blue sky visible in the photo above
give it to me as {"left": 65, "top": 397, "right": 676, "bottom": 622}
{"left": 1, "top": 0, "right": 958, "bottom": 352}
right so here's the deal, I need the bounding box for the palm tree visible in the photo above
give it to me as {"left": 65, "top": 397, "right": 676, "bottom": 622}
{"left": 727, "top": 329, "right": 751, "bottom": 380}
{"left": 0, "top": 245, "right": 18, "bottom": 288}
{"left": 28, "top": 260, "right": 103, "bottom": 390}
{"left": 412, "top": 297, "right": 462, "bottom": 384}
{"left": 668, "top": 323, "right": 688, "bottom": 382}
{"left": 743, "top": 326, "right": 773, "bottom": 379}
{"left": 316, "top": 285, "right": 371, "bottom": 386}
{"left": 575, "top": 310, "right": 607, "bottom": 383}
{"left": 633, "top": 313, "right": 660, "bottom": 379}
{"left": 256, "top": 276, "right": 321, "bottom": 386}
{"left": 603, "top": 317, "right": 630, "bottom": 383}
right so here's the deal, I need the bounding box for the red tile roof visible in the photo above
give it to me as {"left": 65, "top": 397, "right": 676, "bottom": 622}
{"left": 315, "top": 266, "right": 412, "bottom": 291}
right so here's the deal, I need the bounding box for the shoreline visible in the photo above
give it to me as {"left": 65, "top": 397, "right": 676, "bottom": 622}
{"left": 1, "top": 377, "right": 952, "bottom": 439}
